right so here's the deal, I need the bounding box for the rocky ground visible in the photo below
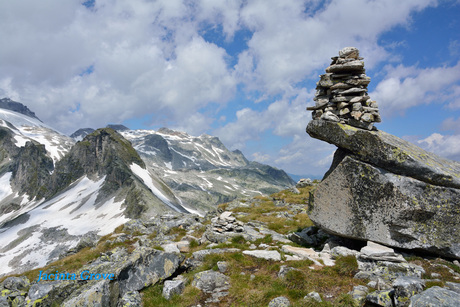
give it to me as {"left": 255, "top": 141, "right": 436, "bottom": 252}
{"left": 1, "top": 184, "right": 459, "bottom": 306}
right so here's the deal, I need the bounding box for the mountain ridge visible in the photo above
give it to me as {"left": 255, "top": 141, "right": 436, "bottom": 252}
{"left": 0, "top": 100, "right": 294, "bottom": 276}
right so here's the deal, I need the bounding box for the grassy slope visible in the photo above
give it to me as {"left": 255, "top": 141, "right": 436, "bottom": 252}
{"left": 2, "top": 186, "right": 459, "bottom": 306}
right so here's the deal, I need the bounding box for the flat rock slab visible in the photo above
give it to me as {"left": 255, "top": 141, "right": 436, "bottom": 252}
{"left": 360, "top": 242, "right": 406, "bottom": 263}
{"left": 243, "top": 250, "right": 281, "bottom": 261}
{"left": 192, "top": 248, "right": 240, "bottom": 261}
{"left": 410, "top": 286, "right": 460, "bottom": 306}
{"left": 307, "top": 119, "right": 460, "bottom": 188}
{"left": 281, "top": 245, "right": 334, "bottom": 266}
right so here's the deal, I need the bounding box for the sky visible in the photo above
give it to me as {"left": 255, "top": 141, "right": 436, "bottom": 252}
{"left": 0, "top": 0, "right": 459, "bottom": 177}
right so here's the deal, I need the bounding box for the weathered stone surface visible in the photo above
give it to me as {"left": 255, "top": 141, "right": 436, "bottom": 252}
{"left": 446, "top": 282, "right": 460, "bottom": 294}
{"left": 305, "top": 291, "right": 322, "bottom": 302}
{"left": 349, "top": 285, "right": 369, "bottom": 306}
{"left": 355, "top": 259, "right": 425, "bottom": 284}
{"left": 307, "top": 119, "right": 460, "bottom": 189}
{"left": 192, "top": 270, "right": 230, "bottom": 293}
{"left": 191, "top": 248, "right": 241, "bottom": 261}
{"left": 393, "top": 276, "right": 425, "bottom": 307}
{"left": 410, "top": 286, "right": 460, "bottom": 306}
{"left": 2, "top": 276, "right": 29, "bottom": 291}
{"left": 330, "top": 246, "right": 359, "bottom": 258}
{"left": 242, "top": 250, "right": 281, "bottom": 261}
{"left": 119, "top": 291, "right": 142, "bottom": 306}
{"left": 360, "top": 241, "right": 406, "bottom": 263}
{"left": 163, "top": 278, "right": 185, "bottom": 300}
{"left": 308, "top": 152, "right": 460, "bottom": 259}
{"left": 28, "top": 283, "right": 55, "bottom": 301}
{"left": 268, "top": 296, "right": 291, "bottom": 307}
{"left": 366, "top": 289, "right": 394, "bottom": 307}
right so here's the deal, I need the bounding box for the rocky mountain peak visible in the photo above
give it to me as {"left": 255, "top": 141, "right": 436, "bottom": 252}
{"left": 70, "top": 128, "right": 95, "bottom": 140}
{"left": 47, "top": 128, "right": 145, "bottom": 198}
{"left": 106, "top": 124, "right": 130, "bottom": 131}
{"left": 0, "top": 98, "right": 41, "bottom": 122}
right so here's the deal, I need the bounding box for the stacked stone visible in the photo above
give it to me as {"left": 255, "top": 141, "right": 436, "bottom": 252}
{"left": 210, "top": 211, "right": 244, "bottom": 233}
{"left": 307, "top": 47, "right": 381, "bottom": 130}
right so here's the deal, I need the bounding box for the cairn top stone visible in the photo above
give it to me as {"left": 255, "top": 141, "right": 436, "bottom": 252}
{"left": 339, "top": 47, "right": 360, "bottom": 59}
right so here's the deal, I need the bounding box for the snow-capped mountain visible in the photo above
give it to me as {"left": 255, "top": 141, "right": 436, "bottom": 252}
{"left": 0, "top": 99, "right": 294, "bottom": 276}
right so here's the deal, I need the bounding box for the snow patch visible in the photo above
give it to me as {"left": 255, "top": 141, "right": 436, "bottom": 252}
{"left": 0, "top": 172, "right": 13, "bottom": 200}
{"left": 130, "top": 163, "right": 184, "bottom": 212}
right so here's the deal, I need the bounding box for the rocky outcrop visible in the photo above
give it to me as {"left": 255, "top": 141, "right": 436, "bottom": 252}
{"left": 0, "top": 98, "right": 41, "bottom": 122}
{"left": 306, "top": 49, "right": 460, "bottom": 260}
{"left": 10, "top": 141, "right": 54, "bottom": 199}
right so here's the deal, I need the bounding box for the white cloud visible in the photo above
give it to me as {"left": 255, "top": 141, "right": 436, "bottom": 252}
{"left": 236, "top": 0, "right": 437, "bottom": 95}
{"left": 0, "top": 0, "right": 455, "bottom": 177}
{"left": 417, "top": 133, "right": 460, "bottom": 161}
{"left": 371, "top": 62, "right": 460, "bottom": 116}
{"left": 441, "top": 117, "right": 460, "bottom": 133}
{"left": 0, "top": 0, "right": 237, "bottom": 133}
{"left": 252, "top": 152, "right": 271, "bottom": 163}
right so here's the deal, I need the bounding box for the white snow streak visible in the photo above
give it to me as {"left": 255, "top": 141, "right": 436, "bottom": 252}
{"left": 130, "top": 163, "right": 183, "bottom": 212}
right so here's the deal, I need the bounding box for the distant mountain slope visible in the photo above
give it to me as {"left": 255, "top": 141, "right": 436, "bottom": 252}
{"left": 0, "top": 100, "right": 295, "bottom": 276}
{"left": 70, "top": 128, "right": 95, "bottom": 141}
{"left": 0, "top": 98, "right": 41, "bottom": 121}
{"left": 121, "top": 128, "right": 295, "bottom": 212}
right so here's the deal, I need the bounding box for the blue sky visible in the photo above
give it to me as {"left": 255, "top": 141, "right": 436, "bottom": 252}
{"left": 0, "top": 0, "right": 459, "bottom": 177}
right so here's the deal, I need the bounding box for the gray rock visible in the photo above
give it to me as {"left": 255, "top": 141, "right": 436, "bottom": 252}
{"left": 326, "top": 60, "right": 364, "bottom": 73}
{"left": 393, "top": 276, "right": 425, "bottom": 307}
{"left": 62, "top": 279, "right": 111, "bottom": 307}
{"left": 410, "top": 286, "right": 460, "bottom": 306}
{"left": 278, "top": 265, "right": 296, "bottom": 278}
{"left": 360, "top": 241, "right": 406, "bottom": 263}
{"left": 116, "top": 248, "right": 183, "bottom": 296}
{"left": 118, "top": 291, "right": 142, "bottom": 306}
{"left": 162, "top": 242, "right": 180, "bottom": 253}
{"left": 330, "top": 246, "right": 359, "bottom": 258}
{"left": 2, "top": 276, "right": 30, "bottom": 291}
{"left": 163, "top": 279, "right": 185, "bottom": 300}
{"left": 28, "top": 283, "right": 55, "bottom": 301}
{"left": 307, "top": 146, "right": 460, "bottom": 259}
{"left": 305, "top": 291, "right": 322, "bottom": 302}
{"left": 446, "top": 282, "right": 460, "bottom": 294}
{"left": 349, "top": 285, "right": 369, "bottom": 305}
{"left": 242, "top": 250, "right": 281, "bottom": 261}
{"left": 366, "top": 289, "right": 394, "bottom": 307}
{"left": 217, "top": 261, "right": 228, "bottom": 273}
{"left": 0, "top": 297, "right": 8, "bottom": 307}
{"left": 268, "top": 296, "right": 291, "bottom": 307}
{"left": 320, "top": 111, "right": 339, "bottom": 122}
{"left": 355, "top": 260, "right": 425, "bottom": 284}
{"left": 192, "top": 270, "right": 230, "bottom": 294}
{"left": 339, "top": 47, "right": 360, "bottom": 59}
{"left": 191, "top": 248, "right": 240, "bottom": 261}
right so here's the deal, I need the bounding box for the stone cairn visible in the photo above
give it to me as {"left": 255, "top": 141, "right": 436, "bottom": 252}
{"left": 307, "top": 47, "right": 381, "bottom": 130}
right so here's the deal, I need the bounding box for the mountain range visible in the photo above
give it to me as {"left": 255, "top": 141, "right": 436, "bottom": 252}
{"left": 0, "top": 98, "right": 294, "bottom": 276}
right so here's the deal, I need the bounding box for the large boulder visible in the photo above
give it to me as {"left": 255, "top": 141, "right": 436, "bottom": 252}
{"left": 306, "top": 120, "right": 460, "bottom": 259}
